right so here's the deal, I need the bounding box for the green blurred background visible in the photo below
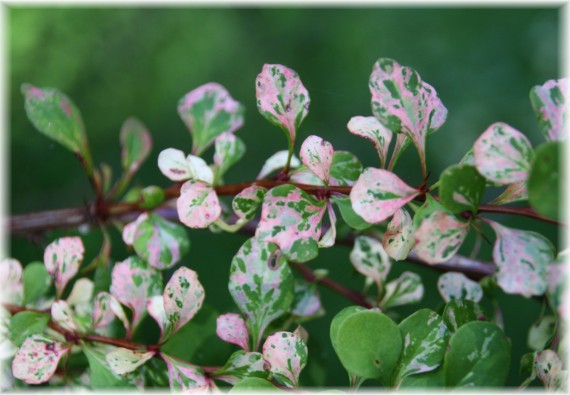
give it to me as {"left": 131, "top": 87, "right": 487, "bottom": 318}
{"left": 8, "top": 6, "right": 561, "bottom": 388}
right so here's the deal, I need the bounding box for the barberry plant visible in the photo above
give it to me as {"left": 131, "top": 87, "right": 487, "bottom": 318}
{"left": 2, "top": 57, "right": 567, "bottom": 391}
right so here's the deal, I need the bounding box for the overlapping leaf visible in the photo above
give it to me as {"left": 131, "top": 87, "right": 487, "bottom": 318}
{"left": 347, "top": 115, "right": 393, "bottom": 167}
{"left": 291, "top": 279, "right": 323, "bottom": 318}
{"left": 120, "top": 117, "right": 152, "bottom": 177}
{"left": 488, "top": 181, "right": 528, "bottom": 205}
{"left": 216, "top": 313, "right": 249, "bottom": 351}
{"left": 382, "top": 208, "right": 415, "bottom": 261}
{"left": 212, "top": 350, "right": 268, "bottom": 385}
{"left": 257, "top": 150, "right": 301, "bottom": 179}
{"left": 328, "top": 151, "right": 363, "bottom": 186}
{"left": 22, "top": 262, "right": 51, "bottom": 306}
{"left": 93, "top": 292, "right": 130, "bottom": 334}
{"left": 530, "top": 78, "right": 569, "bottom": 141}
{"left": 350, "top": 236, "right": 391, "bottom": 291}
{"left": 262, "top": 331, "right": 307, "bottom": 388}
{"left": 381, "top": 271, "right": 424, "bottom": 309}
{"left": 43, "top": 237, "right": 84, "bottom": 298}
{"left": 12, "top": 334, "right": 71, "bottom": 384}
{"left": 437, "top": 272, "right": 483, "bottom": 303}
{"left": 213, "top": 132, "right": 246, "bottom": 181}
{"left": 162, "top": 353, "right": 210, "bottom": 391}
{"left": 299, "top": 135, "right": 334, "bottom": 184}
{"left": 232, "top": 186, "right": 267, "bottom": 221}
{"left": 106, "top": 348, "right": 155, "bottom": 375}
{"left": 534, "top": 349, "right": 567, "bottom": 390}
{"left": 158, "top": 148, "right": 214, "bottom": 184}
{"left": 438, "top": 164, "right": 485, "bottom": 214}
{"left": 51, "top": 300, "right": 78, "bottom": 332}
{"left": 177, "top": 180, "right": 221, "bottom": 228}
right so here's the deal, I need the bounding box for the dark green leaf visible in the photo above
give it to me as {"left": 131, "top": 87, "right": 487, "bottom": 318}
{"left": 82, "top": 344, "right": 134, "bottom": 388}
{"left": 528, "top": 141, "right": 560, "bottom": 220}
{"left": 439, "top": 164, "right": 485, "bottom": 213}
{"left": 442, "top": 300, "right": 486, "bottom": 332}
{"left": 10, "top": 311, "right": 50, "bottom": 347}
{"left": 330, "top": 196, "right": 371, "bottom": 230}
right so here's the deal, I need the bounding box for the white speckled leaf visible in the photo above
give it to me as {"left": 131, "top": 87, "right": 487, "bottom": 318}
{"left": 318, "top": 202, "right": 337, "bottom": 248}
{"left": 350, "top": 168, "right": 419, "bottom": 224}
{"left": 186, "top": 154, "right": 214, "bottom": 184}
{"left": 347, "top": 115, "right": 393, "bottom": 168}
{"left": 177, "top": 180, "right": 221, "bottom": 228}
{"left": 350, "top": 236, "right": 391, "bottom": 290}
{"left": 488, "top": 181, "right": 528, "bottom": 205}
{"left": 262, "top": 331, "right": 308, "bottom": 388}
{"left": 132, "top": 213, "right": 190, "bottom": 270}
{"left": 51, "top": 300, "right": 78, "bottom": 332}
{"left": 530, "top": 78, "right": 569, "bottom": 141}
{"left": 163, "top": 267, "right": 205, "bottom": 340}
{"left": 437, "top": 272, "right": 483, "bottom": 303}
{"left": 486, "top": 220, "right": 554, "bottom": 298}
{"left": 43, "top": 237, "right": 84, "bottom": 298}
{"left": 256, "top": 184, "right": 326, "bottom": 263}
{"left": 369, "top": 58, "right": 447, "bottom": 169}
{"left": 329, "top": 151, "right": 363, "bottom": 187}
{"left": 157, "top": 148, "right": 192, "bottom": 181}
{"left": 289, "top": 166, "right": 324, "bottom": 186}
{"left": 395, "top": 309, "right": 450, "bottom": 382}
{"left": 299, "top": 135, "right": 334, "bottom": 184}
{"left": 12, "top": 334, "right": 71, "bottom": 384}
{"left": 93, "top": 292, "right": 130, "bottom": 333}
{"left": 162, "top": 353, "right": 210, "bottom": 392}
{"left": 232, "top": 186, "right": 267, "bottom": 221}
{"left": 413, "top": 196, "right": 469, "bottom": 264}
{"left": 178, "top": 82, "right": 244, "bottom": 156}
{"left": 256, "top": 64, "right": 310, "bottom": 147}
{"left": 381, "top": 271, "right": 424, "bottom": 309}
{"left": 213, "top": 132, "right": 245, "bottom": 180}
{"left": 382, "top": 208, "right": 415, "bottom": 261}
{"left": 120, "top": 117, "right": 152, "bottom": 176}
{"left": 106, "top": 348, "right": 155, "bottom": 375}
{"left": 546, "top": 253, "right": 567, "bottom": 318}
{"left": 146, "top": 295, "right": 168, "bottom": 338}
{"left": 212, "top": 350, "right": 268, "bottom": 385}
{"left": 257, "top": 150, "right": 301, "bottom": 179}
{"left": 534, "top": 349, "right": 567, "bottom": 391}
{"left": 473, "top": 122, "right": 534, "bottom": 185}
{"left": 291, "top": 279, "right": 323, "bottom": 318}
{"left": 228, "top": 238, "right": 294, "bottom": 350}
{"left": 0, "top": 258, "right": 23, "bottom": 305}
{"left": 110, "top": 256, "right": 163, "bottom": 331}
{"left": 216, "top": 313, "right": 249, "bottom": 351}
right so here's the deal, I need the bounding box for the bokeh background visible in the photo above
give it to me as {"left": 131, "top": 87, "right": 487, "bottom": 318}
{"left": 8, "top": 6, "right": 561, "bottom": 388}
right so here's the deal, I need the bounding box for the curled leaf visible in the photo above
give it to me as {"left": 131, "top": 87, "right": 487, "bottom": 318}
{"left": 347, "top": 115, "right": 393, "bottom": 167}
{"left": 232, "top": 186, "right": 267, "bottom": 221}
{"left": 318, "top": 202, "right": 337, "bottom": 248}
{"left": 0, "top": 258, "right": 23, "bottom": 305}
{"left": 51, "top": 300, "right": 78, "bottom": 332}
{"left": 212, "top": 350, "right": 268, "bottom": 384}
{"left": 122, "top": 212, "right": 149, "bottom": 245}
{"left": 382, "top": 208, "right": 415, "bottom": 261}
{"left": 350, "top": 236, "right": 391, "bottom": 291}
{"left": 106, "top": 348, "right": 155, "bottom": 375}
{"left": 213, "top": 132, "right": 246, "bottom": 181}
{"left": 93, "top": 292, "right": 130, "bottom": 333}
{"left": 120, "top": 117, "right": 152, "bottom": 176}
{"left": 157, "top": 148, "right": 192, "bottom": 181}
{"left": 291, "top": 279, "right": 323, "bottom": 318}
{"left": 488, "top": 181, "right": 528, "bottom": 205}
{"left": 530, "top": 78, "right": 569, "bottom": 141}
{"left": 299, "top": 135, "right": 334, "bottom": 184}
{"left": 262, "top": 331, "right": 308, "bottom": 388}
{"left": 216, "top": 313, "right": 249, "bottom": 351}
{"left": 177, "top": 180, "right": 221, "bottom": 228}
{"left": 12, "top": 334, "right": 71, "bottom": 384}
{"left": 437, "top": 272, "right": 483, "bottom": 303}
{"left": 257, "top": 150, "right": 301, "bottom": 179}
{"left": 43, "top": 237, "right": 84, "bottom": 298}
{"left": 381, "top": 271, "right": 424, "bottom": 309}
{"left": 162, "top": 353, "right": 210, "bottom": 391}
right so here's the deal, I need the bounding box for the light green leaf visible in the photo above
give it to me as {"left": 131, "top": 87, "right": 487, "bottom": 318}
{"left": 329, "top": 151, "right": 363, "bottom": 186}
{"left": 442, "top": 300, "right": 486, "bottom": 332}
{"left": 82, "top": 343, "right": 134, "bottom": 388}
{"left": 381, "top": 271, "right": 424, "bottom": 309}
{"left": 528, "top": 315, "right": 557, "bottom": 351}
{"left": 214, "top": 132, "right": 246, "bottom": 182}
{"left": 9, "top": 311, "right": 50, "bottom": 347}
{"left": 212, "top": 350, "right": 268, "bottom": 385}
{"left": 330, "top": 196, "right": 371, "bottom": 230}
{"left": 120, "top": 117, "right": 152, "bottom": 177}
{"left": 22, "top": 262, "right": 51, "bottom": 306}
{"left": 230, "top": 377, "right": 281, "bottom": 392}
{"left": 106, "top": 348, "right": 155, "bottom": 375}
{"left": 437, "top": 272, "right": 483, "bottom": 303}
{"left": 350, "top": 236, "right": 391, "bottom": 291}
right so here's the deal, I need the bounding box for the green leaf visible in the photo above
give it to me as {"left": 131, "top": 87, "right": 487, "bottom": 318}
{"left": 399, "top": 367, "right": 444, "bottom": 388}
{"left": 439, "top": 164, "right": 485, "bottom": 213}
{"left": 330, "top": 196, "right": 371, "bottom": 230}
{"left": 444, "top": 321, "right": 511, "bottom": 387}
{"left": 214, "top": 132, "right": 246, "bottom": 182}
{"left": 120, "top": 117, "right": 152, "bottom": 178}
{"left": 83, "top": 344, "right": 133, "bottom": 389}
{"left": 9, "top": 311, "right": 50, "bottom": 347}
{"left": 139, "top": 186, "right": 165, "bottom": 210}
{"left": 528, "top": 141, "right": 560, "bottom": 220}
{"left": 22, "top": 261, "right": 51, "bottom": 305}
{"left": 229, "top": 377, "right": 282, "bottom": 392}
{"left": 442, "top": 300, "right": 486, "bottom": 332}
{"left": 333, "top": 310, "right": 402, "bottom": 384}
{"left": 212, "top": 350, "right": 268, "bottom": 385}
{"left": 22, "top": 84, "right": 93, "bottom": 174}
{"left": 381, "top": 271, "right": 424, "bottom": 309}
{"left": 394, "top": 309, "right": 450, "bottom": 383}
{"left": 329, "top": 151, "right": 363, "bottom": 186}
{"left": 330, "top": 306, "right": 367, "bottom": 353}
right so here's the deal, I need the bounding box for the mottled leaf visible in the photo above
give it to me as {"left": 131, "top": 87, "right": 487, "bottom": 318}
{"left": 22, "top": 84, "right": 93, "bottom": 173}
{"left": 232, "top": 186, "right": 267, "bottom": 221}
{"left": 213, "top": 132, "right": 246, "bottom": 181}
{"left": 146, "top": 295, "right": 168, "bottom": 336}
{"left": 0, "top": 258, "right": 23, "bottom": 305}
{"left": 528, "top": 141, "right": 560, "bottom": 220}
{"left": 534, "top": 349, "right": 567, "bottom": 391}
{"left": 459, "top": 148, "right": 501, "bottom": 188}
{"left": 256, "top": 185, "right": 326, "bottom": 263}
{"left": 122, "top": 212, "right": 148, "bottom": 246}
{"left": 530, "top": 78, "right": 569, "bottom": 141}
{"left": 442, "top": 300, "right": 486, "bottom": 332}
{"left": 157, "top": 148, "right": 192, "bottom": 181}
{"left": 139, "top": 185, "right": 165, "bottom": 210}
{"left": 212, "top": 350, "right": 268, "bottom": 385}
{"left": 382, "top": 208, "right": 415, "bottom": 261}
{"left": 106, "top": 348, "right": 155, "bottom": 375}
{"left": 256, "top": 64, "right": 310, "bottom": 148}
{"left": 132, "top": 213, "right": 190, "bottom": 270}
{"left": 289, "top": 166, "right": 324, "bottom": 185}
{"left": 162, "top": 353, "right": 210, "bottom": 391}
{"left": 381, "top": 271, "right": 424, "bottom": 309}
{"left": 9, "top": 311, "right": 50, "bottom": 347}
{"left": 528, "top": 316, "right": 557, "bottom": 351}
{"left": 257, "top": 150, "right": 301, "bottom": 179}
{"left": 488, "top": 181, "right": 528, "bottom": 205}
{"left": 443, "top": 321, "right": 510, "bottom": 387}
{"left": 329, "top": 151, "right": 363, "bottom": 186}
{"left": 22, "top": 262, "right": 51, "bottom": 306}
{"left": 413, "top": 196, "right": 469, "bottom": 264}
{"left": 120, "top": 117, "right": 152, "bottom": 176}
{"left": 300, "top": 135, "right": 334, "bottom": 184}
{"left": 93, "top": 292, "right": 130, "bottom": 333}
{"left": 82, "top": 343, "right": 134, "bottom": 388}
{"left": 437, "top": 272, "right": 483, "bottom": 303}
{"left": 66, "top": 278, "right": 94, "bottom": 317}
{"left": 43, "top": 237, "right": 84, "bottom": 298}
{"left": 347, "top": 115, "right": 393, "bottom": 167}
{"left": 473, "top": 122, "right": 534, "bottom": 185}
{"left": 51, "top": 300, "right": 78, "bottom": 332}
{"left": 262, "top": 331, "right": 307, "bottom": 388}
{"left": 399, "top": 367, "right": 444, "bottom": 388}
{"left": 230, "top": 377, "right": 281, "bottom": 392}
{"left": 546, "top": 253, "right": 567, "bottom": 318}
{"left": 486, "top": 220, "right": 554, "bottom": 297}
{"left": 318, "top": 202, "right": 337, "bottom": 248}
{"left": 439, "top": 164, "right": 485, "bottom": 213}
{"left": 178, "top": 82, "right": 244, "bottom": 155}
{"left": 395, "top": 309, "right": 450, "bottom": 383}
{"left": 350, "top": 236, "right": 391, "bottom": 291}
{"left": 216, "top": 313, "right": 249, "bottom": 351}
{"left": 228, "top": 238, "right": 294, "bottom": 350}
{"left": 369, "top": 58, "right": 447, "bottom": 171}
{"left": 110, "top": 256, "right": 162, "bottom": 331}
{"left": 291, "top": 279, "right": 323, "bottom": 318}
{"left": 330, "top": 196, "right": 371, "bottom": 230}
{"left": 177, "top": 180, "right": 221, "bottom": 228}
{"left": 12, "top": 334, "right": 71, "bottom": 384}
{"left": 350, "top": 168, "right": 419, "bottom": 224}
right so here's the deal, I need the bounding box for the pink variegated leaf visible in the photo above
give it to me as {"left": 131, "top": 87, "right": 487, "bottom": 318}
{"left": 43, "top": 237, "right": 84, "bottom": 298}
{"left": 147, "top": 295, "right": 168, "bottom": 336}
{"left": 106, "top": 348, "right": 155, "bottom": 375}
{"left": 12, "top": 334, "right": 71, "bottom": 384}
{"left": 437, "top": 272, "right": 483, "bottom": 303}
{"left": 0, "top": 258, "right": 23, "bottom": 305}
{"left": 369, "top": 58, "right": 447, "bottom": 171}
{"left": 51, "top": 300, "right": 78, "bottom": 332}
{"left": 546, "top": 253, "right": 567, "bottom": 319}
{"left": 413, "top": 196, "right": 470, "bottom": 264}
{"left": 257, "top": 150, "right": 301, "bottom": 180}
{"left": 473, "top": 122, "right": 534, "bottom": 185}
{"left": 291, "top": 279, "right": 323, "bottom": 318}
{"left": 178, "top": 83, "right": 244, "bottom": 156}
{"left": 122, "top": 212, "right": 149, "bottom": 246}
{"left": 530, "top": 78, "right": 569, "bottom": 141}
{"left": 213, "top": 132, "right": 246, "bottom": 181}
{"left": 486, "top": 220, "right": 554, "bottom": 297}
{"left": 93, "top": 292, "right": 130, "bottom": 333}
{"left": 162, "top": 353, "right": 211, "bottom": 392}
{"left": 110, "top": 257, "right": 162, "bottom": 332}
{"left": 488, "top": 181, "right": 528, "bottom": 205}
{"left": 216, "top": 313, "right": 249, "bottom": 351}
{"left": 262, "top": 331, "right": 308, "bottom": 388}
{"left": 300, "top": 135, "right": 334, "bottom": 184}
{"left": 382, "top": 208, "right": 415, "bottom": 261}
{"left": 534, "top": 350, "right": 567, "bottom": 391}
{"left": 347, "top": 116, "right": 393, "bottom": 168}
{"left": 177, "top": 180, "right": 221, "bottom": 228}
{"left": 289, "top": 166, "right": 324, "bottom": 186}
{"left": 350, "top": 236, "right": 391, "bottom": 291}
{"left": 381, "top": 271, "right": 424, "bottom": 309}
{"left": 212, "top": 350, "right": 268, "bottom": 385}
{"left": 232, "top": 186, "right": 267, "bottom": 221}
{"left": 388, "top": 133, "right": 412, "bottom": 170}
{"left": 158, "top": 148, "right": 192, "bottom": 181}
{"left": 186, "top": 154, "right": 214, "bottom": 184}
{"left": 318, "top": 202, "right": 337, "bottom": 248}
{"left": 163, "top": 267, "right": 205, "bottom": 340}
{"left": 256, "top": 64, "right": 310, "bottom": 149}
{"left": 256, "top": 184, "right": 327, "bottom": 262}
{"left": 350, "top": 168, "right": 419, "bottom": 224}
{"left": 120, "top": 117, "right": 152, "bottom": 176}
